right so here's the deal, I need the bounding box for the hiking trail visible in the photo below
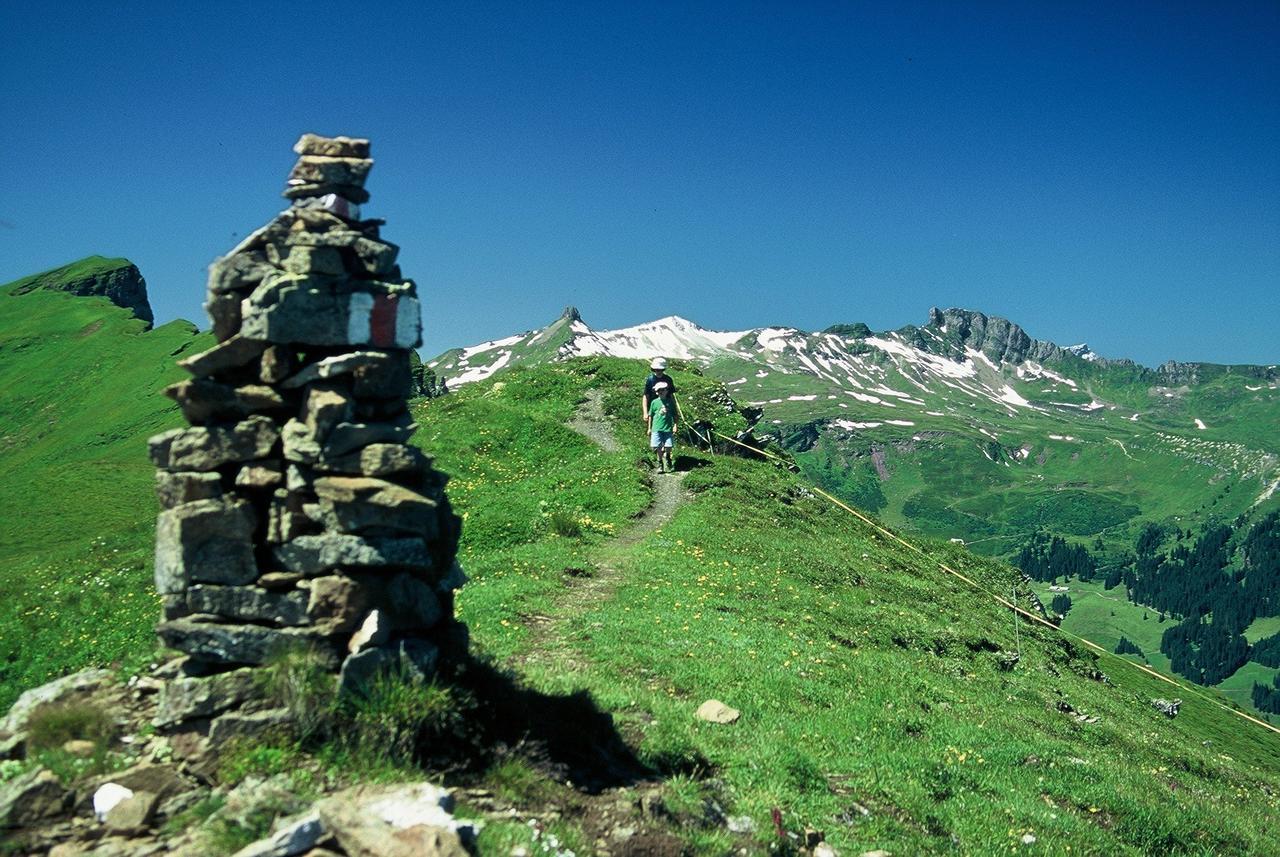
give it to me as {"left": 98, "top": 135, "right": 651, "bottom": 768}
{"left": 520, "top": 389, "right": 689, "bottom": 661}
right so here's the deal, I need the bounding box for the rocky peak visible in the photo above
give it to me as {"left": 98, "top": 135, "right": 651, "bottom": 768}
{"left": 923, "top": 307, "right": 1071, "bottom": 366}
{"left": 561, "top": 305, "right": 583, "bottom": 323}
{"left": 7, "top": 256, "right": 154, "bottom": 327}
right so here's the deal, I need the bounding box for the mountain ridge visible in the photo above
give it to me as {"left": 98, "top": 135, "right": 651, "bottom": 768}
{"left": 429, "top": 306, "right": 1279, "bottom": 389}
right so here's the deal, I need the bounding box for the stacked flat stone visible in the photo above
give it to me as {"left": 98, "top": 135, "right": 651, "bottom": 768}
{"left": 147, "top": 135, "right": 465, "bottom": 724}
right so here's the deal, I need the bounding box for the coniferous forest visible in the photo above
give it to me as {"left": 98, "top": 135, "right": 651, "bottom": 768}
{"left": 1019, "top": 512, "right": 1280, "bottom": 688}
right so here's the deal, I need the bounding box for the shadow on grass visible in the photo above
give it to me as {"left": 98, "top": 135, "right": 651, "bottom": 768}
{"left": 452, "top": 656, "right": 659, "bottom": 793}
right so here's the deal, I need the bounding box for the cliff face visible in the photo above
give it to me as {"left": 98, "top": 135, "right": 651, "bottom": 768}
{"left": 6, "top": 256, "right": 154, "bottom": 327}
{"left": 924, "top": 306, "right": 1070, "bottom": 365}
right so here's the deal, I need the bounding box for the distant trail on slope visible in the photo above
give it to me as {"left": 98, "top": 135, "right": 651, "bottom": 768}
{"left": 519, "top": 391, "right": 690, "bottom": 665}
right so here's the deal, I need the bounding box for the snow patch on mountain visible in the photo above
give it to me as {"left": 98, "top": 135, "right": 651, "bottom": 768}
{"left": 453, "top": 350, "right": 513, "bottom": 384}
{"left": 567, "top": 315, "right": 750, "bottom": 360}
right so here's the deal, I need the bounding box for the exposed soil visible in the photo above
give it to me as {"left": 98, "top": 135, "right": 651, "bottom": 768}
{"left": 568, "top": 389, "right": 622, "bottom": 453}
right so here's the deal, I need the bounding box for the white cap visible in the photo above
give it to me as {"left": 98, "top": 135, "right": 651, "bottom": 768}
{"left": 651, "top": 358, "right": 667, "bottom": 370}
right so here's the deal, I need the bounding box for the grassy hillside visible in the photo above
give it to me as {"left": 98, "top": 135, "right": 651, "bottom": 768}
{"left": 0, "top": 276, "right": 203, "bottom": 707}
{"left": 412, "top": 358, "right": 1280, "bottom": 854}
{"left": 2, "top": 279, "right": 1279, "bottom": 852}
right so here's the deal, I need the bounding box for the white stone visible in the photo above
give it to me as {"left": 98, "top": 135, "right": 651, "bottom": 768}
{"left": 93, "top": 783, "right": 134, "bottom": 822}
{"left": 347, "top": 609, "right": 391, "bottom": 654}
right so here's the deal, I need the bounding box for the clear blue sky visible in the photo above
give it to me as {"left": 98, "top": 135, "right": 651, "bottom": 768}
{"left": 2, "top": 1, "right": 1277, "bottom": 366}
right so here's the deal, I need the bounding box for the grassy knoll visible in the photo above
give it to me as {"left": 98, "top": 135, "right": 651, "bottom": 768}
{"left": 413, "top": 357, "right": 1280, "bottom": 855}
{"left": 0, "top": 281, "right": 202, "bottom": 709}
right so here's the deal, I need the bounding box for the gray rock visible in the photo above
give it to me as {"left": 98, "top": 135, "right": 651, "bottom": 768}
{"left": 274, "top": 534, "right": 431, "bottom": 574}
{"left": 153, "top": 669, "right": 259, "bottom": 728}
{"left": 258, "top": 572, "right": 305, "bottom": 590}
{"left": 205, "top": 293, "right": 242, "bottom": 341}
{"left": 230, "top": 811, "right": 325, "bottom": 857}
{"left": 324, "top": 417, "right": 417, "bottom": 458}
{"left": 154, "top": 498, "right": 257, "bottom": 594}
{"left": 154, "top": 471, "right": 223, "bottom": 509}
{"left": 236, "top": 462, "right": 283, "bottom": 489}
{"left": 178, "top": 335, "right": 269, "bottom": 377}
{"left": 0, "top": 732, "right": 24, "bottom": 760}
{"left": 259, "top": 345, "right": 294, "bottom": 384}
{"left": 314, "top": 443, "right": 427, "bottom": 478}
{"left": 387, "top": 574, "right": 442, "bottom": 630}
{"left": 165, "top": 379, "right": 286, "bottom": 425}
{"left": 239, "top": 276, "right": 421, "bottom": 349}
{"left": 695, "top": 699, "right": 741, "bottom": 724}
{"left": 1, "top": 668, "right": 113, "bottom": 735}
{"left": 273, "top": 244, "right": 345, "bottom": 276}
{"left": 280, "top": 351, "right": 392, "bottom": 390}
{"left": 208, "top": 250, "right": 276, "bottom": 295}
{"left": 281, "top": 419, "right": 322, "bottom": 464}
{"left": 312, "top": 476, "right": 439, "bottom": 537}
{"left": 208, "top": 708, "right": 292, "bottom": 746}
{"left": 105, "top": 789, "right": 159, "bottom": 833}
{"left": 293, "top": 134, "right": 371, "bottom": 159}
{"left": 397, "top": 639, "right": 439, "bottom": 684}
{"left": 305, "top": 575, "right": 369, "bottom": 632}
{"left": 266, "top": 493, "right": 311, "bottom": 544}
{"left": 289, "top": 156, "right": 374, "bottom": 188}
{"left": 303, "top": 386, "right": 354, "bottom": 441}
{"left": 149, "top": 416, "right": 279, "bottom": 472}
{"left": 316, "top": 782, "right": 473, "bottom": 857}
{"left": 283, "top": 182, "right": 370, "bottom": 204}
{"left": 0, "top": 767, "right": 71, "bottom": 827}
{"left": 348, "top": 237, "right": 400, "bottom": 278}
{"left": 337, "top": 647, "right": 396, "bottom": 696}
{"left": 155, "top": 619, "right": 334, "bottom": 667}
{"left": 279, "top": 229, "right": 364, "bottom": 250}
{"left": 222, "top": 211, "right": 297, "bottom": 258}
{"left": 186, "top": 586, "right": 310, "bottom": 627}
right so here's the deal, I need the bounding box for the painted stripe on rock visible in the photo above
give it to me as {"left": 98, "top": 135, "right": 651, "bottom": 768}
{"left": 370, "top": 293, "right": 399, "bottom": 348}
{"left": 347, "top": 292, "right": 374, "bottom": 344}
{"left": 396, "top": 297, "right": 421, "bottom": 348}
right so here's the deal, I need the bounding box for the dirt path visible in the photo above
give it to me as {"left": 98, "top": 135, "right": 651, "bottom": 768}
{"left": 567, "top": 389, "right": 620, "bottom": 453}
{"left": 522, "top": 392, "right": 690, "bottom": 657}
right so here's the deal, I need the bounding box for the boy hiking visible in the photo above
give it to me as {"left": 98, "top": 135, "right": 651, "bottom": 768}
{"left": 641, "top": 357, "right": 677, "bottom": 418}
{"left": 648, "top": 381, "right": 678, "bottom": 473}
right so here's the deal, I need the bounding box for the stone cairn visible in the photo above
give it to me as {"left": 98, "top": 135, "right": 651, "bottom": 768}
{"left": 147, "top": 134, "right": 465, "bottom": 733}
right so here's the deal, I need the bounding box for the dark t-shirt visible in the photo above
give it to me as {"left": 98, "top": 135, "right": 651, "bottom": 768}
{"left": 644, "top": 373, "right": 678, "bottom": 402}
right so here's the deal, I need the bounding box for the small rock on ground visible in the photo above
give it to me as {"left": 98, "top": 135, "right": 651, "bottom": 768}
{"left": 696, "top": 699, "right": 740, "bottom": 724}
